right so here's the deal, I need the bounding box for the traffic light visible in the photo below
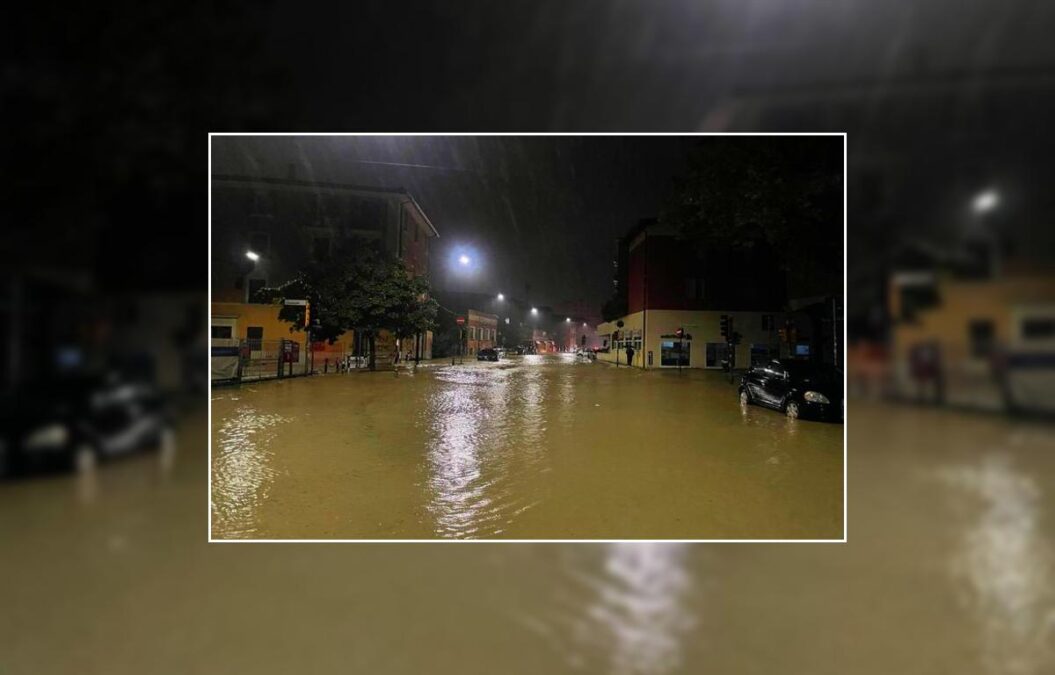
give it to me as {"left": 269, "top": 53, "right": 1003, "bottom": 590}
{"left": 720, "top": 315, "right": 730, "bottom": 338}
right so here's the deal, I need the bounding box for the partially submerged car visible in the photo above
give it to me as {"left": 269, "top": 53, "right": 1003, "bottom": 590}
{"left": 0, "top": 372, "right": 174, "bottom": 478}
{"left": 739, "top": 359, "right": 843, "bottom": 421}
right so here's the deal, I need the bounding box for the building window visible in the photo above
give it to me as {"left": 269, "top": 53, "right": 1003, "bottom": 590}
{"left": 661, "top": 340, "right": 690, "bottom": 367}
{"left": 762, "top": 314, "right": 774, "bottom": 330}
{"left": 968, "top": 319, "right": 995, "bottom": 358}
{"left": 246, "top": 326, "right": 264, "bottom": 350}
{"left": 705, "top": 342, "right": 729, "bottom": 368}
{"left": 247, "top": 278, "right": 267, "bottom": 303}
{"left": 211, "top": 325, "right": 233, "bottom": 339}
{"left": 1022, "top": 317, "right": 1055, "bottom": 340}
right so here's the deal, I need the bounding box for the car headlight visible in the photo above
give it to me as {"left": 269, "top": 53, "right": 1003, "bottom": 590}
{"left": 803, "top": 391, "right": 830, "bottom": 404}
{"left": 24, "top": 423, "right": 69, "bottom": 450}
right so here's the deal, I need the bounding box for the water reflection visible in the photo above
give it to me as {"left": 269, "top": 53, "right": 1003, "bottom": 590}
{"left": 425, "top": 364, "right": 548, "bottom": 537}
{"left": 424, "top": 383, "right": 487, "bottom": 537}
{"left": 938, "top": 452, "right": 1055, "bottom": 674}
{"left": 211, "top": 406, "right": 288, "bottom": 538}
{"left": 526, "top": 544, "right": 696, "bottom": 674}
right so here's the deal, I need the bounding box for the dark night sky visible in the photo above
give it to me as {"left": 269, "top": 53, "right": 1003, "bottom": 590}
{"left": 212, "top": 135, "right": 708, "bottom": 314}
{"left": 9, "top": 0, "right": 1055, "bottom": 333}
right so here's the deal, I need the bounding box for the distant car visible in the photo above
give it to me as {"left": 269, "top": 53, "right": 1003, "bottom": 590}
{"left": 0, "top": 372, "right": 174, "bottom": 478}
{"left": 476, "top": 348, "right": 499, "bottom": 362}
{"left": 739, "top": 359, "right": 843, "bottom": 421}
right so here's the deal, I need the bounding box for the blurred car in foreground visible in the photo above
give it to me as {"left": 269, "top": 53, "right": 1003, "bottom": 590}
{"left": 476, "top": 348, "right": 499, "bottom": 362}
{"left": 0, "top": 372, "right": 173, "bottom": 478}
{"left": 739, "top": 360, "right": 843, "bottom": 421}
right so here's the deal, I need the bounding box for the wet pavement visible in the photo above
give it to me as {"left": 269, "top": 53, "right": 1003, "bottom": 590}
{"left": 2, "top": 400, "right": 1054, "bottom": 673}
{"left": 210, "top": 354, "right": 844, "bottom": 539}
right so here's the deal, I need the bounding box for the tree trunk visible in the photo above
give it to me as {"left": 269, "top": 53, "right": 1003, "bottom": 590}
{"left": 368, "top": 333, "right": 376, "bottom": 371}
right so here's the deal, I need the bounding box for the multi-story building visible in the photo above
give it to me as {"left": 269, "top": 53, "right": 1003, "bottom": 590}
{"left": 466, "top": 309, "right": 498, "bottom": 356}
{"left": 596, "top": 218, "right": 788, "bottom": 369}
{"left": 210, "top": 174, "right": 438, "bottom": 377}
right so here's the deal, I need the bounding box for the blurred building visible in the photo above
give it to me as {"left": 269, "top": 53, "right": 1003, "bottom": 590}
{"left": 210, "top": 174, "right": 439, "bottom": 378}
{"left": 595, "top": 219, "right": 791, "bottom": 369}
{"left": 889, "top": 258, "right": 1055, "bottom": 413}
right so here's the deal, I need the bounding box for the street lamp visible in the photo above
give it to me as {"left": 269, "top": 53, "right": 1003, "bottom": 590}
{"left": 972, "top": 189, "right": 999, "bottom": 214}
{"left": 565, "top": 317, "right": 571, "bottom": 322}
{"left": 246, "top": 250, "right": 260, "bottom": 261}
{"left": 458, "top": 254, "right": 471, "bottom": 266}
{"left": 497, "top": 293, "right": 504, "bottom": 301}
{"left": 531, "top": 307, "right": 538, "bottom": 315}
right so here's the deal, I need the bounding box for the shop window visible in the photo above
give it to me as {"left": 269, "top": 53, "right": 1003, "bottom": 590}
{"left": 661, "top": 339, "right": 690, "bottom": 367}
{"left": 706, "top": 342, "right": 729, "bottom": 368}
{"left": 211, "top": 325, "right": 233, "bottom": 339}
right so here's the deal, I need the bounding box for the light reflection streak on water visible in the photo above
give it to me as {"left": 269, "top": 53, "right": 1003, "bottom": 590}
{"left": 424, "top": 383, "right": 486, "bottom": 538}
{"left": 211, "top": 407, "right": 288, "bottom": 538}
{"left": 424, "top": 363, "right": 549, "bottom": 538}
{"left": 938, "top": 452, "right": 1055, "bottom": 675}
{"left": 524, "top": 544, "right": 696, "bottom": 674}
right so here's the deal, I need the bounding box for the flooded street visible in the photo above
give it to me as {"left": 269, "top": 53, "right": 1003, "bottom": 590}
{"left": 210, "top": 354, "right": 844, "bottom": 540}
{"left": 2, "top": 400, "right": 1054, "bottom": 673}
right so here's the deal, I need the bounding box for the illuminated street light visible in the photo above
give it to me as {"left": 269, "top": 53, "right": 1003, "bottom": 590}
{"left": 531, "top": 307, "right": 538, "bottom": 315}
{"left": 497, "top": 293, "right": 504, "bottom": 301}
{"left": 582, "top": 322, "right": 587, "bottom": 327}
{"left": 505, "top": 318, "right": 510, "bottom": 324}
{"left": 246, "top": 250, "right": 260, "bottom": 262}
{"left": 458, "top": 254, "right": 471, "bottom": 266}
{"left": 565, "top": 317, "right": 571, "bottom": 322}
{"left": 972, "top": 189, "right": 999, "bottom": 214}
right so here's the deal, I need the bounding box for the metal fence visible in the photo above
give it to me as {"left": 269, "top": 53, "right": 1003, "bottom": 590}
{"left": 211, "top": 338, "right": 308, "bottom": 384}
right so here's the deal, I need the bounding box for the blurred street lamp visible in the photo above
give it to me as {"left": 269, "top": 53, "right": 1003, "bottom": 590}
{"left": 531, "top": 307, "right": 538, "bottom": 315}
{"left": 972, "top": 189, "right": 999, "bottom": 214}
{"left": 246, "top": 250, "right": 260, "bottom": 261}
{"left": 458, "top": 254, "right": 471, "bottom": 266}
{"left": 497, "top": 293, "right": 504, "bottom": 301}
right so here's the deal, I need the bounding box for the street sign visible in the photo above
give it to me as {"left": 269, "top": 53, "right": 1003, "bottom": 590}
{"left": 456, "top": 316, "right": 466, "bottom": 325}
{"left": 284, "top": 298, "right": 308, "bottom": 306}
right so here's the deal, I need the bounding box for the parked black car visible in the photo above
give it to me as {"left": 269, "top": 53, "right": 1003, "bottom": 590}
{"left": 0, "top": 372, "right": 174, "bottom": 478}
{"left": 739, "top": 359, "right": 843, "bottom": 421}
{"left": 476, "top": 348, "right": 499, "bottom": 362}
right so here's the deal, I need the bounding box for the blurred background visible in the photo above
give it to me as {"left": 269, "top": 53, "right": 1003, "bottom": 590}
{"left": 3, "top": 1, "right": 1054, "bottom": 673}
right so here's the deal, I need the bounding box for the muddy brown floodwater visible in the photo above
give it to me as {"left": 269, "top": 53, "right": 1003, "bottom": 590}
{"left": 210, "top": 353, "right": 844, "bottom": 539}
{"left": 2, "top": 399, "right": 1054, "bottom": 673}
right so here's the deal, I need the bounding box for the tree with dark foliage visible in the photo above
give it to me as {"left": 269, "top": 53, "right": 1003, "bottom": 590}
{"left": 662, "top": 137, "right": 843, "bottom": 299}
{"left": 255, "top": 239, "right": 437, "bottom": 370}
